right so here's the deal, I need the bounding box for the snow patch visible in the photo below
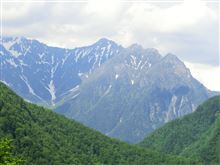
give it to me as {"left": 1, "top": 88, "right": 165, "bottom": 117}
{"left": 20, "top": 75, "right": 40, "bottom": 100}
{"left": 0, "top": 80, "right": 10, "bottom": 86}
{"left": 9, "top": 50, "right": 21, "bottom": 58}
{"left": 46, "top": 80, "right": 56, "bottom": 106}
{"left": 78, "top": 72, "right": 83, "bottom": 77}
{"left": 115, "top": 74, "right": 119, "bottom": 79}
{"left": 107, "top": 43, "right": 111, "bottom": 54}
{"left": 3, "top": 40, "right": 14, "bottom": 50}
{"left": 170, "top": 95, "right": 177, "bottom": 115}
{"left": 74, "top": 49, "right": 82, "bottom": 62}
{"left": 71, "top": 93, "right": 80, "bottom": 99}
{"left": 130, "top": 55, "right": 137, "bottom": 68}
{"left": 22, "top": 46, "right": 30, "bottom": 56}
{"left": 0, "top": 51, "right": 4, "bottom": 56}
{"left": 140, "top": 60, "right": 148, "bottom": 70}
{"left": 103, "top": 85, "right": 112, "bottom": 96}
{"left": 69, "top": 85, "right": 79, "bottom": 93}
{"left": 36, "top": 60, "right": 50, "bottom": 65}
{"left": 165, "top": 95, "right": 177, "bottom": 122}
{"left": 19, "top": 60, "right": 28, "bottom": 66}
{"left": 38, "top": 53, "right": 45, "bottom": 59}
{"left": 192, "top": 103, "right": 196, "bottom": 112}
{"left": 179, "top": 96, "right": 188, "bottom": 109}
{"left": 61, "top": 53, "right": 70, "bottom": 66}
{"left": 51, "top": 56, "right": 59, "bottom": 79}
{"left": 3, "top": 39, "right": 22, "bottom": 58}
{"left": 6, "top": 59, "right": 18, "bottom": 67}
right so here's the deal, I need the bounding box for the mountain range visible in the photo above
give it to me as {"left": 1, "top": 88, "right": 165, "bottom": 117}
{"left": 0, "top": 36, "right": 216, "bottom": 143}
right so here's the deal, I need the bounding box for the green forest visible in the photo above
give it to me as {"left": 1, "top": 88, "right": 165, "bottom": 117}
{"left": 0, "top": 82, "right": 199, "bottom": 164}
{"left": 140, "top": 95, "right": 220, "bottom": 165}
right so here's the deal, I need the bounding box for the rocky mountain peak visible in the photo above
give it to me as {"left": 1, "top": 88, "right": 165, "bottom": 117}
{"left": 128, "top": 43, "right": 143, "bottom": 51}
{"left": 163, "top": 53, "right": 181, "bottom": 61}
{"left": 95, "top": 38, "right": 118, "bottom": 47}
{"left": 161, "top": 53, "right": 188, "bottom": 70}
{"left": 150, "top": 53, "right": 193, "bottom": 88}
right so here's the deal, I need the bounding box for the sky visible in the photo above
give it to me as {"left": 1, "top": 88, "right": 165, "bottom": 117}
{"left": 1, "top": 0, "right": 220, "bottom": 91}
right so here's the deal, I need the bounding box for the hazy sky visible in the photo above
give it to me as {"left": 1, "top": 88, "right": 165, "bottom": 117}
{"left": 1, "top": 0, "right": 220, "bottom": 91}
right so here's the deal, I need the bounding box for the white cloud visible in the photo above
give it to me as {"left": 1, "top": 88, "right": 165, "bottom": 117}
{"left": 113, "top": 0, "right": 218, "bottom": 65}
{"left": 185, "top": 62, "right": 220, "bottom": 91}
{"left": 1, "top": 0, "right": 219, "bottom": 90}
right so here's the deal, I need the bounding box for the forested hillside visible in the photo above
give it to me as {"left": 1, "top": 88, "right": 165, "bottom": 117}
{"left": 140, "top": 95, "right": 220, "bottom": 164}
{"left": 0, "top": 82, "right": 198, "bottom": 165}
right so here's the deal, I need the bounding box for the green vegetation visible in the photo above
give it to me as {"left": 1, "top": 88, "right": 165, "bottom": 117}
{"left": 0, "top": 138, "right": 24, "bottom": 165}
{"left": 140, "top": 95, "right": 220, "bottom": 164}
{"left": 0, "top": 82, "right": 198, "bottom": 164}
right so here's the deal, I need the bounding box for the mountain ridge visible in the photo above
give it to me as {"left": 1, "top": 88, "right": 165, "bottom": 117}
{"left": 0, "top": 36, "right": 122, "bottom": 106}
